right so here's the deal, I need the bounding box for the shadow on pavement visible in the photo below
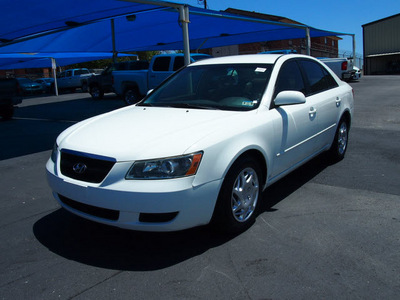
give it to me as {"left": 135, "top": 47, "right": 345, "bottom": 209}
{"left": 33, "top": 153, "right": 330, "bottom": 271}
{"left": 33, "top": 209, "right": 236, "bottom": 271}
{"left": 0, "top": 96, "right": 124, "bottom": 160}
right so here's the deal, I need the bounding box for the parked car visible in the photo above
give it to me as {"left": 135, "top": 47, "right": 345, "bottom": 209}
{"left": 0, "top": 78, "right": 22, "bottom": 120}
{"left": 259, "top": 49, "right": 298, "bottom": 54}
{"left": 35, "top": 78, "right": 55, "bottom": 93}
{"left": 88, "top": 60, "right": 149, "bottom": 100}
{"left": 46, "top": 54, "right": 354, "bottom": 233}
{"left": 318, "top": 57, "right": 354, "bottom": 81}
{"left": 16, "top": 78, "right": 44, "bottom": 95}
{"left": 57, "top": 68, "right": 93, "bottom": 92}
{"left": 350, "top": 66, "right": 362, "bottom": 81}
{"left": 112, "top": 53, "right": 211, "bottom": 104}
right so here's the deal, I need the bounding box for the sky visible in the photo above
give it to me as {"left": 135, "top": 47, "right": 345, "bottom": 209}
{"left": 169, "top": 0, "right": 400, "bottom": 57}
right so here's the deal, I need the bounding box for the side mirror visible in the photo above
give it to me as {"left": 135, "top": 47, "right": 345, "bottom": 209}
{"left": 274, "top": 91, "right": 306, "bottom": 106}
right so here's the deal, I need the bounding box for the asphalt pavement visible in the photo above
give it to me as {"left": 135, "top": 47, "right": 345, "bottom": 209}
{"left": 0, "top": 77, "right": 399, "bottom": 299}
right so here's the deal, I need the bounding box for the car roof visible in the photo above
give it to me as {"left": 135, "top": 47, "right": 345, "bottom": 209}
{"left": 189, "top": 54, "right": 311, "bottom": 66}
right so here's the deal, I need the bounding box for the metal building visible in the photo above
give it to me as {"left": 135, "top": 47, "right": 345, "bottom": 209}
{"left": 363, "top": 13, "right": 400, "bottom": 75}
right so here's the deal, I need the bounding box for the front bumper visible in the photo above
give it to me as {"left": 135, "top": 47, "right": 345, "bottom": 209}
{"left": 46, "top": 159, "right": 221, "bottom": 231}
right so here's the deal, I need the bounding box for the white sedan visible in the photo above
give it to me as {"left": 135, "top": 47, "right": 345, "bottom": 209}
{"left": 46, "top": 54, "right": 354, "bottom": 233}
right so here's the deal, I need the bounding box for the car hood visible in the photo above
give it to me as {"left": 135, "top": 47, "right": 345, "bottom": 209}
{"left": 58, "top": 106, "right": 245, "bottom": 161}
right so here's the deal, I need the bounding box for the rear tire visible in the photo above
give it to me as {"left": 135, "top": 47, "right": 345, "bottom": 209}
{"left": 0, "top": 105, "right": 14, "bottom": 120}
{"left": 81, "top": 82, "right": 88, "bottom": 93}
{"left": 212, "top": 156, "right": 261, "bottom": 233}
{"left": 90, "top": 86, "right": 104, "bottom": 100}
{"left": 124, "top": 88, "right": 140, "bottom": 105}
{"left": 328, "top": 118, "right": 349, "bottom": 162}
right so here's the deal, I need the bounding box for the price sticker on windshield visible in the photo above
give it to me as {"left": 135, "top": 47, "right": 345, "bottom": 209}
{"left": 242, "top": 101, "right": 255, "bottom": 107}
{"left": 255, "top": 67, "right": 267, "bottom": 72}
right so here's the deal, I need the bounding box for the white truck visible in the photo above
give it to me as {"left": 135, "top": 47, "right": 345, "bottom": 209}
{"left": 56, "top": 68, "right": 94, "bottom": 92}
{"left": 318, "top": 57, "right": 354, "bottom": 81}
{"left": 112, "top": 53, "right": 211, "bottom": 104}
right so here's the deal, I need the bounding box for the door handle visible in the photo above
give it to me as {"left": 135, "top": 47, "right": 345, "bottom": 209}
{"left": 336, "top": 97, "right": 342, "bottom": 107}
{"left": 309, "top": 107, "right": 317, "bottom": 118}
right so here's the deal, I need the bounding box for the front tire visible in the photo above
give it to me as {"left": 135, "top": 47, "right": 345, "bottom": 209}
{"left": 212, "top": 157, "right": 261, "bottom": 233}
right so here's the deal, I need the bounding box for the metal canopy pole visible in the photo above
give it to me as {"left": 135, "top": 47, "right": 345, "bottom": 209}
{"left": 51, "top": 58, "right": 59, "bottom": 96}
{"left": 120, "top": 0, "right": 191, "bottom": 64}
{"left": 111, "top": 19, "right": 117, "bottom": 64}
{"left": 180, "top": 5, "right": 191, "bottom": 66}
{"left": 305, "top": 27, "right": 311, "bottom": 56}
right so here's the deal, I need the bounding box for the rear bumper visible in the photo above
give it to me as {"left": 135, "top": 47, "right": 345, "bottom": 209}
{"left": 0, "top": 96, "right": 22, "bottom": 106}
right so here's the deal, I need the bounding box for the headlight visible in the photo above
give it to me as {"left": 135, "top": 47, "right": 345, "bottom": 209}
{"left": 51, "top": 143, "right": 59, "bottom": 163}
{"left": 126, "top": 152, "right": 203, "bottom": 179}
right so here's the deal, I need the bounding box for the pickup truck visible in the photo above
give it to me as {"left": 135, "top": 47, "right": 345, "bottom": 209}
{"left": 113, "top": 53, "right": 211, "bottom": 104}
{"left": 88, "top": 60, "right": 149, "bottom": 100}
{"left": 57, "top": 68, "right": 94, "bottom": 92}
{"left": 0, "top": 78, "right": 22, "bottom": 120}
{"left": 318, "top": 57, "right": 354, "bottom": 81}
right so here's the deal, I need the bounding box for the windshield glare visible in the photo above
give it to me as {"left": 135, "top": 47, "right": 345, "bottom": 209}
{"left": 141, "top": 64, "right": 272, "bottom": 111}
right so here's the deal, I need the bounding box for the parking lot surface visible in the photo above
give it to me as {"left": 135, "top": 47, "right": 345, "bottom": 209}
{"left": 1, "top": 76, "right": 399, "bottom": 299}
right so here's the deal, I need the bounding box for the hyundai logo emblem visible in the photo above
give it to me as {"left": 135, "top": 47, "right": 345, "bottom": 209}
{"left": 72, "top": 162, "right": 87, "bottom": 174}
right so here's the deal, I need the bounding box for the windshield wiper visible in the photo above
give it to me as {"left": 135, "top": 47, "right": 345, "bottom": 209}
{"left": 137, "top": 102, "right": 154, "bottom": 107}
{"left": 165, "top": 103, "right": 220, "bottom": 110}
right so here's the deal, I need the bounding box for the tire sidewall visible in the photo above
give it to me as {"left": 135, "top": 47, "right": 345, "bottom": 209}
{"left": 329, "top": 118, "right": 349, "bottom": 162}
{"left": 124, "top": 88, "right": 139, "bottom": 105}
{"left": 213, "top": 157, "right": 262, "bottom": 233}
{"left": 90, "top": 86, "right": 103, "bottom": 99}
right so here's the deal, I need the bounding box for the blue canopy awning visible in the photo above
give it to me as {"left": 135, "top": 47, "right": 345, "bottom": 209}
{"left": 0, "top": 52, "right": 136, "bottom": 70}
{"left": 0, "top": 0, "right": 354, "bottom": 68}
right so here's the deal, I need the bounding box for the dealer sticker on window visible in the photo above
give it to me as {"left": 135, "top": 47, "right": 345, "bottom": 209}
{"left": 242, "top": 100, "right": 255, "bottom": 107}
{"left": 255, "top": 67, "right": 267, "bottom": 73}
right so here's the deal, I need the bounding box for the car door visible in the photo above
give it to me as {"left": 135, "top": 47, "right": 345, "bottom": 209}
{"left": 64, "top": 70, "right": 73, "bottom": 88}
{"left": 270, "top": 59, "right": 320, "bottom": 178}
{"left": 101, "top": 66, "right": 114, "bottom": 89}
{"left": 298, "top": 59, "right": 341, "bottom": 150}
{"left": 57, "top": 71, "right": 66, "bottom": 88}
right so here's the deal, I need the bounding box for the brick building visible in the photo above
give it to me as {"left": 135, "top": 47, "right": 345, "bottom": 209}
{"left": 200, "top": 8, "right": 340, "bottom": 58}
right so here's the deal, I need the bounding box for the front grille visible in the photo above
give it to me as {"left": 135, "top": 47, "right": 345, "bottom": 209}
{"left": 59, "top": 194, "right": 119, "bottom": 221}
{"left": 60, "top": 150, "right": 115, "bottom": 183}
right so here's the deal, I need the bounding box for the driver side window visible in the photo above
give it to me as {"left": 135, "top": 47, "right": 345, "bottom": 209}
{"left": 274, "top": 60, "right": 306, "bottom": 98}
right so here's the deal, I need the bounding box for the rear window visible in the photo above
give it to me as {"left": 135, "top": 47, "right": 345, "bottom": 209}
{"left": 75, "top": 69, "right": 90, "bottom": 75}
{"left": 152, "top": 57, "right": 171, "bottom": 72}
{"left": 173, "top": 57, "right": 184, "bottom": 71}
{"left": 299, "top": 60, "right": 338, "bottom": 95}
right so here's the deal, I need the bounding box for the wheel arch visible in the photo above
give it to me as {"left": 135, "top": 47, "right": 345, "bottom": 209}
{"left": 89, "top": 82, "right": 99, "bottom": 89}
{"left": 193, "top": 142, "right": 270, "bottom": 192}
{"left": 122, "top": 81, "right": 140, "bottom": 95}
{"left": 232, "top": 149, "right": 268, "bottom": 188}
{"left": 341, "top": 109, "right": 352, "bottom": 129}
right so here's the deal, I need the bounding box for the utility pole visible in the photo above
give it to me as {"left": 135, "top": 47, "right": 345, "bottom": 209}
{"left": 198, "top": 0, "right": 208, "bottom": 9}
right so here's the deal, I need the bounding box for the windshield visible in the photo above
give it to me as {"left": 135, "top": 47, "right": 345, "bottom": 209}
{"left": 139, "top": 63, "right": 272, "bottom": 111}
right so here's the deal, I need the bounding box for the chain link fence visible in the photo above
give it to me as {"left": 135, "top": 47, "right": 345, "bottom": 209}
{"left": 339, "top": 50, "right": 363, "bottom": 69}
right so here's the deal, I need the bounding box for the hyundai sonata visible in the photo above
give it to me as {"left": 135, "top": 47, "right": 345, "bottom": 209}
{"left": 46, "top": 54, "right": 354, "bottom": 232}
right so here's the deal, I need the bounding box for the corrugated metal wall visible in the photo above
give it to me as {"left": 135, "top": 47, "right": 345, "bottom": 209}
{"left": 363, "top": 14, "right": 400, "bottom": 74}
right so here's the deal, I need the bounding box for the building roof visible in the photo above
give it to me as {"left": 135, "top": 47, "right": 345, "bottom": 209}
{"left": 362, "top": 13, "right": 400, "bottom": 27}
